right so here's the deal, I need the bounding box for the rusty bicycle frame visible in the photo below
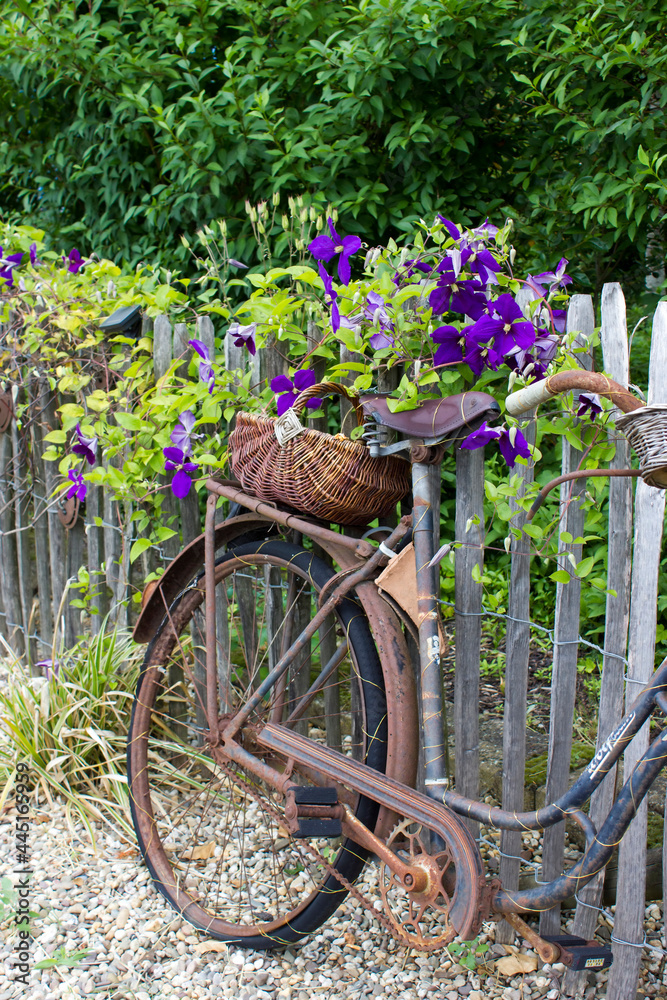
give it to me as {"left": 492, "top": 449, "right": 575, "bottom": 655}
{"left": 133, "top": 367, "right": 667, "bottom": 964}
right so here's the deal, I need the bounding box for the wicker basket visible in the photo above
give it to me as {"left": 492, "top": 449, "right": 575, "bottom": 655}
{"left": 616, "top": 404, "right": 667, "bottom": 489}
{"left": 228, "top": 381, "right": 411, "bottom": 526}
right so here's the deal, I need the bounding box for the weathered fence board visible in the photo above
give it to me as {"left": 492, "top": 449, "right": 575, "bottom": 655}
{"left": 606, "top": 300, "right": 667, "bottom": 1000}
{"left": 0, "top": 423, "right": 24, "bottom": 658}
{"left": 564, "top": 282, "right": 633, "bottom": 993}
{"left": 454, "top": 446, "right": 484, "bottom": 833}
{"left": 497, "top": 410, "right": 537, "bottom": 945}
{"left": 31, "top": 379, "right": 54, "bottom": 652}
{"left": 540, "top": 295, "right": 594, "bottom": 937}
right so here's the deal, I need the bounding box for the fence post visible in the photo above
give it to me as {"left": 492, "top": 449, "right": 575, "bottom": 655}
{"left": 86, "top": 482, "right": 109, "bottom": 634}
{"left": 153, "top": 314, "right": 180, "bottom": 563}
{"left": 606, "top": 301, "right": 667, "bottom": 1000}
{"left": 497, "top": 410, "right": 537, "bottom": 943}
{"left": 0, "top": 418, "right": 25, "bottom": 659}
{"left": 42, "top": 389, "right": 67, "bottom": 645}
{"left": 31, "top": 378, "right": 54, "bottom": 653}
{"left": 564, "top": 282, "right": 633, "bottom": 992}
{"left": 540, "top": 294, "right": 594, "bottom": 937}
{"left": 453, "top": 445, "right": 484, "bottom": 834}
{"left": 11, "top": 387, "right": 37, "bottom": 668}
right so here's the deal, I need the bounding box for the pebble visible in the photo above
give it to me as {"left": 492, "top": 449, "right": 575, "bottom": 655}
{"left": 0, "top": 791, "right": 663, "bottom": 1000}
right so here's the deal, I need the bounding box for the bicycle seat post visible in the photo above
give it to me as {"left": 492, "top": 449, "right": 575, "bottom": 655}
{"left": 411, "top": 450, "right": 450, "bottom": 804}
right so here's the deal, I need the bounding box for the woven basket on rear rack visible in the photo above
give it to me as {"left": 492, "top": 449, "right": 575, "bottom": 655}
{"left": 616, "top": 404, "right": 667, "bottom": 489}
{"left": 228, "top": 381, "right": 410, "bottom": 526}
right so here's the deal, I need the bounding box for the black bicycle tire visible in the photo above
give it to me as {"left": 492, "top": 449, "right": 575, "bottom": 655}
{"left": 127, "top": 538, "right": 389, "bottom": 949}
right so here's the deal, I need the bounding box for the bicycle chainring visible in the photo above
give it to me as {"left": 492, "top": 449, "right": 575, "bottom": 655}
{"left": 378, "top": 819, "right": 460, "bottom": 951}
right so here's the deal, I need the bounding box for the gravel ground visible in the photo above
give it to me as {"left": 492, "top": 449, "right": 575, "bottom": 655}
{"left": 1, "top": 802, "right": 665, "bottom": 1000}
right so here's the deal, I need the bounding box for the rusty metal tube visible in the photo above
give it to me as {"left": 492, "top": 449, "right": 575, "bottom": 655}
{"left": 527, "top": 468, "right": 641, "bottom": 520}
{"left": 204, "top": 493, "right": 219, "bottom": 734}
{"left": 411, "top": 461, "right": 449, "bottom": 800}
{"left": 506, "top": 369, "right": 644, "bottom": 417}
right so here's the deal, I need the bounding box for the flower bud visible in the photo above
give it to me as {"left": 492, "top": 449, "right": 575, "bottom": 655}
{"left": 288, "top": 196, "right": 296, "bottom": 214}
{"left": 219, "top": 219, "right": 227, "bottom": 237}
{"left": 509, "top": 247, "right": 516, "bottom": 265}
{"left": 299, "top": 208, "right": 308, "bottom": 223}
{"left": 331, "top": 208, "right": 338, "bottom": 222}
{"left": 272, "top": 191, "right": 280, "bottom": 207}
{"left": 245, "top": 200, "right": 252, "bottom": 215}
{"left": 296, "top": 195, "right": 304, "bottom": 208}
{"left": 309, "top": 206, "right": 317, "bottom": 222}
{"left": 257, "top": 220, "right": 266, "bottom": 234}
{"left": 504, "top": 535, "right": 511, "bottom": 554}
{"left": 250, "top": 206, "right": 258, "bottom": 223}
{"left": 282, "top": 214, "right": 290, "bottom": 231}
{"left": 315, "top": 216, "right": 324, "bottom": 231}
{"left": 508, "top": 370, "right": 517, "bottom": 391}
{"left": 296, "top": 238, "right": 305, "bottom": 251}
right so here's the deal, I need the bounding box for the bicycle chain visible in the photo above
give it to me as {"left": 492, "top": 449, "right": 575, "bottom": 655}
{"left": 216, "top": 759, "right": 410, "bottom": 946}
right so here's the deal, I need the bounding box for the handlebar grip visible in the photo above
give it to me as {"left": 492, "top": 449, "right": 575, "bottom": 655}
{"left": 504, "top": 369, "right": 644, "bottom": 416}
{"left": 505, "top": 380, "right": 555, "bottom": 416}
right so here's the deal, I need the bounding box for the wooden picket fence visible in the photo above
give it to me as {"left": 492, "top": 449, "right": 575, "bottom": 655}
{"left": 0, "top": 285, "right": 665, "bottom": 995}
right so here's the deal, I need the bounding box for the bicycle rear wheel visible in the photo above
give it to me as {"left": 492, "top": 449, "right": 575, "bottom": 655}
{"left": 127, "top": 538, "right": 388, "bottom": 948}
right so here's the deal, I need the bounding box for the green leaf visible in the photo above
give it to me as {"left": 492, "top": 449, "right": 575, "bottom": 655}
{"left": 43, "top": 430, "right": 66, "bottom": 444}
{"left": 550, "top": 569, "right": 571, "bottom": 584}
{"left": 114, "top": 412, "right": 146, "bottom": 431}
{"left": 130, "top": 538, "right": 152, "bottom": 564}
{"left": 575, "top": 556, "right": 596, "bottom": 577}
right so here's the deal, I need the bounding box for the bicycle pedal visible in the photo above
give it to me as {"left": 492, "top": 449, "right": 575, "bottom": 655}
{"left": 542, "top": 936, "right": 613, "bottom": 971}
{"left": 294, "top": 817, "right": 342, "bottom": 838}
{"left": 293, "top": 786, "right": 338, "bottom": 805}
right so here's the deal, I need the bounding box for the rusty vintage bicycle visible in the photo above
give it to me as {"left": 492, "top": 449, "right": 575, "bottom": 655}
{"left": 126, "top": 368, "right": 667, "bottom": 970}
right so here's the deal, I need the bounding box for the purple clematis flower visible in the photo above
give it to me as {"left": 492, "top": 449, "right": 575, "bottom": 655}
{"left": 271, "top": 369, "right": 322, "bottom": 416}
{"left": 72, "top": 424, "right": 98, "bottom": 465}
{"left": 498, "top": 426, "right": 532, "bottom": 467}
{"left": 308, "top": 218, "right": 362, "bottom": 286}
{"left": 471, "top": 218, "right": 500, "bottom": 241}
{"left": 534, "top": 257, "right": 572, "bottom": 291}
{"left": 577, "top": 393, "right": 602, "bottom": 420}
{"left": 460, "top": 420, "right": 501, "bottom": 450}
{"left": 163, "top": 446, "right": 199, "bottom": 498}
{"left": 29, "top": 242, "right": 38, "bottom": 266}
{"left": 67, "top": 469, "right": 87, "bottom": 501}
{"left": 365, "top": 291, "right": 394, "bottom": 349}
{"left": 392, "top": 258, "right": 433, "bottom": 286}
{"left": 524, "top": 275, "right": 569, "bottom": 334}
{"left": 188, "top": 338, "right": 215, "bottom": 393}
{"left": 429, "top": 265, "right": 487, "bottom": 320}
{"left": 63, "top": 248, "right": 84, "bottom": 273}
{"left": 506, "top": 332, "right": 559, "bottom": 380}
{"left": 37, "top": 658, "right": 61, "bottom": 681}
{"left": 461, "top": 422, "right": 531, "bottom": 467}
{"left": 458, "top": 245, "right": 502, "bottom": 286}
{"left": 0, "top": 247, "right": 23, "bottom": 288}
{"left": 436, "top": 216, "right": 463, "bottom": 243}
{"left": 467, "top": 294, "right": 537, "bottom": 364}
{"left": 430, "top": 325, "right": 491, "bottom": 377}
{"left": 228, "top": 321, "right": 257, "bottom": 356}
{"left": 170, "top": 410, "right": 197, "bottom": 453}
{"left": 228, "top": 258, "right": 248, "bottom": 269}
{"left": 318, "top": 263, "right": 340, "bottom": 333}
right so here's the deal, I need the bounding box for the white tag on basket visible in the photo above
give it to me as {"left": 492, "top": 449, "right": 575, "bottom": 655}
{"left": 274, "top": 407, "right": 305, "bottom": 445}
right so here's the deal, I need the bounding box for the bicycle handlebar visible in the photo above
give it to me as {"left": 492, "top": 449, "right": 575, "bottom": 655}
{"left": 505, "top": 369, "right": 644, "bottom": 416}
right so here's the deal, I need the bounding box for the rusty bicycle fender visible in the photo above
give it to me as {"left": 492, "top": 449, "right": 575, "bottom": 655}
{"left": 133, "top": 513, "right": 274, "bottom": 643}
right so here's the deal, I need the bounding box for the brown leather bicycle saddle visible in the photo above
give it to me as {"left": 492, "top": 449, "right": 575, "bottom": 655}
{"left": 359, "top": 391, "right": 500, "bottom": 440}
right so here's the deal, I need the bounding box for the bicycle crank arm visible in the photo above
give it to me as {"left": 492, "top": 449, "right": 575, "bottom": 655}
{"left": 250, "top": 722, "right": 489, "bottom": 940}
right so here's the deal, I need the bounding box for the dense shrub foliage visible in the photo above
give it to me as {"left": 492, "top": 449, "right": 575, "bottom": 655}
{"left": 1, "top": 0, "right": 666, "bottom": 291}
